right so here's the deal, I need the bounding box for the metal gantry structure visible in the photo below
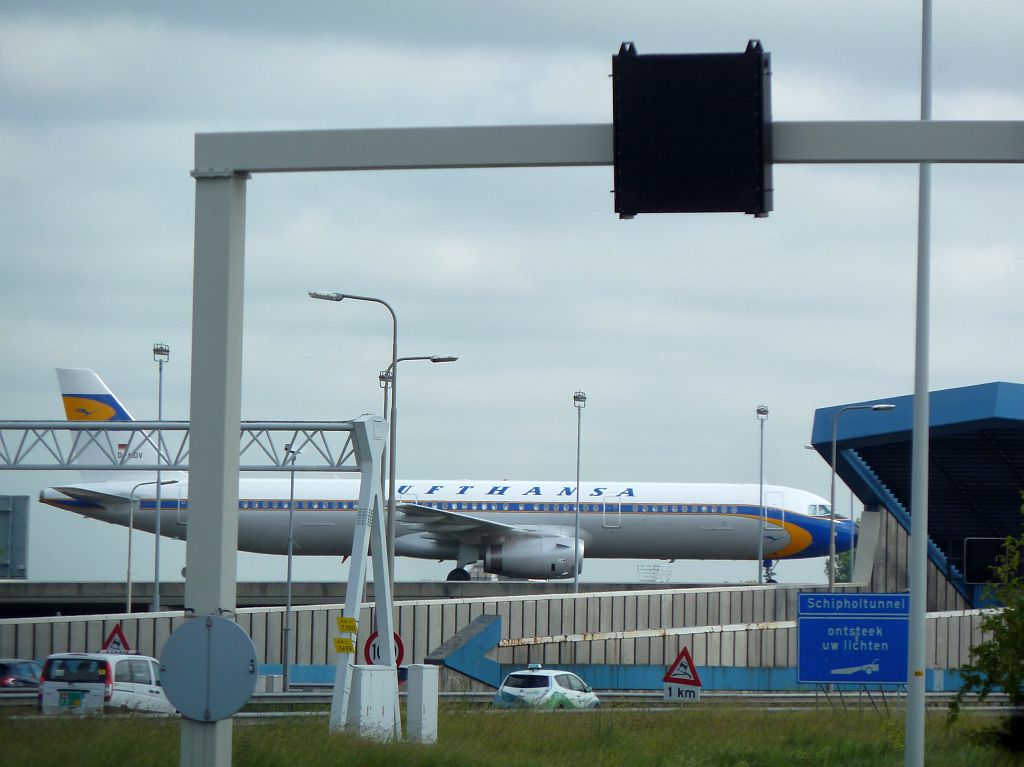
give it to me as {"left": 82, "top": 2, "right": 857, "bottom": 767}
{"left": 0, "top": 420, "right": 365, "bottom": 473}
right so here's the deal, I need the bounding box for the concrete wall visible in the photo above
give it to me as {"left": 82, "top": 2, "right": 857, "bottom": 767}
{"left": 0, "top": 584, "right": 986, "bottom": 678}
{"left": 865, "top": 507, "right": 969, "bottom": 612}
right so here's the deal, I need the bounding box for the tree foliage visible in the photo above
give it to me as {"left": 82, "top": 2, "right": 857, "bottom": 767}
{"left": 949, "top": 497, "right": 1024, "bottom": 741}
{"left": 823, "top": 549, "right": 853, "bottom": 583}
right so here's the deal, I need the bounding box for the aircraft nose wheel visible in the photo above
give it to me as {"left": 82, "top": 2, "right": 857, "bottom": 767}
{"left": 446, "top": 567, "right": 471, "bottom": 582}
{"left": 763, "top": 559, "right": 778, "bottom": 584}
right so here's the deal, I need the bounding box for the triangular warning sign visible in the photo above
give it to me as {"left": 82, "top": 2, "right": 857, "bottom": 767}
{"left": 101, "top": 624, "right": 132, "bottom": 655}
{"left": 663, "top": 646, "right": 702, "bottom": 686}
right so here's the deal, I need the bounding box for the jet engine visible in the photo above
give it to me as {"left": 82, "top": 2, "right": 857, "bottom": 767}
{"left": 483, "top": 536, "right": 583, "bottom": 579}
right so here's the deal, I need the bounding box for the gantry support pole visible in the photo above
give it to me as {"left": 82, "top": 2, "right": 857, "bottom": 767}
{"left": 180, "top": 170, "right": 249, "bottom": 767}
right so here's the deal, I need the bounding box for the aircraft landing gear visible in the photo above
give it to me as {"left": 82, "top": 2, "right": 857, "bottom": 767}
{"left": 446, "top": 567, "right": 471, "bottom": 582}
{"left": 763, "top": 558, "right": 778, "bottom": 585}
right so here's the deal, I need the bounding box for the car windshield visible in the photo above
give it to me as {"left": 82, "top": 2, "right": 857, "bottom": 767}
{"left": 46, "top": 658, "right": 107, "bottom": 683}
{"left": 503, "top": 674, "right": 550, "bottom": 689}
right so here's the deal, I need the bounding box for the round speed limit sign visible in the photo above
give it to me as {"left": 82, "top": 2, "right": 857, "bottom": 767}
{"left": 363, "top": 631, "right": 405, "bottom": 666}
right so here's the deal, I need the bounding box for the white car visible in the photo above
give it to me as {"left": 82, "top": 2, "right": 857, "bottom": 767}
{"left": 39, "top": 652, "right": 176, "bottom": 715}
{"left": 492, "top": 665, "right": 600, "bottom": 709}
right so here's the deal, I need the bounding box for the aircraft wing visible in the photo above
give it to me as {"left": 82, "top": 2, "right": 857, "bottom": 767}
{"left": 51, "top": 485, "right": 130, "bottom": 506}
{"left": 397, "top": 503, "right": 553, "bottom": 545}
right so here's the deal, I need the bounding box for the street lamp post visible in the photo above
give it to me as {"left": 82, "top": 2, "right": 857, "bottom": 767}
{"left": 282, "top": 443, "right": 299, "bottom": 691}
{"left": 378, "top": 355, "right": 458, "bottom": 578}
{"left": 152, "top": 342, "right": 169, "bottom": 612}
{"left": 380, "top": 355, "right": 459, "bottom": 416}
{"left": 127, "top": 478, "right": 177, "bottom": 614}
{"left": 829, "top": 403, "right": 896, "bottom": 591}
{"left": 309, "top": 291, "right": 398, "bottom": 590}
{"left": 573, "top": 391, "right": 586, "bottom": 593}
{"left": 756, "top": 405, "right": 769, "bottom": 585}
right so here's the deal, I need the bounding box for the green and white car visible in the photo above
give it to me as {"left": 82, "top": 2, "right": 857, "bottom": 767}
{"left": 492, "top": 665, "right": 600, "bottom": 709}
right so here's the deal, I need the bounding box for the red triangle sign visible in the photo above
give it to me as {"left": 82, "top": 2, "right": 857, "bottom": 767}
{"left": 101, "top": 624, "right": 132, "bottom": 655}
{"left": 663, "top": 646, "right": 702, "bottom": 687}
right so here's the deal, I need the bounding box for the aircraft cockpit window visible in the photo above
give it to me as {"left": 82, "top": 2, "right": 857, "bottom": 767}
{"left": 807, "top": 504, "right": 832, "bottom": 517}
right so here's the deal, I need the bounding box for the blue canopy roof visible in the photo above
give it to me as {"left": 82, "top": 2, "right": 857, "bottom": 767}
{"left": 810, "top": 382, "right": 1024, "bottom": 604}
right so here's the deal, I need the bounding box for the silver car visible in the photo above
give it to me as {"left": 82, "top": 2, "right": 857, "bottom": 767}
{"left": 40, "top": 652, "right": 175, "bottom": 714}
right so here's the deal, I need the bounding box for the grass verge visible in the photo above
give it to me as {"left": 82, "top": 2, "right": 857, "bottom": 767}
{"left": 1, "top": 704, "right": 1021, "bottom": 767}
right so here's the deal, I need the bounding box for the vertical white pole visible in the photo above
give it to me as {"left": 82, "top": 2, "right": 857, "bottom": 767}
{"left": 757, "top": 406, "right": 767, "bottom": 584}
{"left": 180, "top": 170, "right": 248, "bottom": 767}
{"left": 283, "top": 446, "right": 297, "bottom": 690}
{"left": 154, "top": 355, "right": 164, "bottom": 613}
{"left": 906, "top": 2, "right": 932, "bottom": 764}
{"left": 126, "top": 498, "right": 134, "bottom": 614}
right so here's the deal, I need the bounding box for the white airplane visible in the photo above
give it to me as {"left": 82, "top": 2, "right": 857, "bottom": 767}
{"left": 41, "top": 368, "right": 851, "bottom": 581}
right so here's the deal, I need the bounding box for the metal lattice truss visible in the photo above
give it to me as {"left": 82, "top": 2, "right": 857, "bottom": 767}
{"left": 0, "top": 421, "right": 363, "bottom": 472}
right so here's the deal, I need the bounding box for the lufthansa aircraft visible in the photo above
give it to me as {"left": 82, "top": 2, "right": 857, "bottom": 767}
{"left": 41, "top": 369, "right": 851, "bottom": 581}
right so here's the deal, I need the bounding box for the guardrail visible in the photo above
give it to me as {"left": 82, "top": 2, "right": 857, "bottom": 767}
{"left": 1, "top": 689, "right": 1011, "bottom": 711}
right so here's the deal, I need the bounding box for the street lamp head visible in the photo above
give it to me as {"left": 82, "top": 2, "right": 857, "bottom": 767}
{"left": 430, "top": 355, "right": 458, "bottom": 364}
{"left": 573, "top": 391, "right": 587, "bottom": 409}
{"left": 756, "top": 404, "right": 769, "bottom": 419}
{"left": 153, "top": 343, "right": 169, "bottom": 363}
{"left": 308, "top": 290, "right": 344, "bottom": 302}
{"left": 872, "top": 403, "right": 896, "bottom": 411}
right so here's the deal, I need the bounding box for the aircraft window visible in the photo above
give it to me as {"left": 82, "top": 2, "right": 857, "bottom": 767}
{"left": 808, "top": 504, "right": 832, "bottom": 517}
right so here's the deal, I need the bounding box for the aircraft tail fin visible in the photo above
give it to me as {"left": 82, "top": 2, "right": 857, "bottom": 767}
{"left": 56, "top": 368, "right": 153, "bottom": 477}
{"left": 57, "top": 368, "right": 135, "bottom": 422}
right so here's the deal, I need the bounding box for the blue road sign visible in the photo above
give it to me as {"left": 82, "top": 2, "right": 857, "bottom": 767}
{"left": 797, "top": 593, "right": 909, "bottom": 685}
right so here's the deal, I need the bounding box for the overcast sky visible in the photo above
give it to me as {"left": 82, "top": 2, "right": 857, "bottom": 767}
{"left": 2, "top": 1, "right": 1021, "bottom": 586}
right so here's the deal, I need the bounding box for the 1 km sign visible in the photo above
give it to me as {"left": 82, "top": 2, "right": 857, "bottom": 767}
{"left": 663, "top": 646, "right": 703, "bottom": 701}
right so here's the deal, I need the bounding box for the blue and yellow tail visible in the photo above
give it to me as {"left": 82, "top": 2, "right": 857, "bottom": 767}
{"left": 56, "top": 368, "right": 154, "bottom": 476}
{"left": 58, "top": 368, "right": 134, "bottom": 422}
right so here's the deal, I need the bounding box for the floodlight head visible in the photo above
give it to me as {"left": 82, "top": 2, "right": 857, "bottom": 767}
{"left": 573, "top": 391, "right": 587, "bottom": 409}
{"left": 756, "top": 404, "right": 769, "bottom": 418}
{"left": 153, "top": 343, "right": 170, "bottom": 363}
{"left": 308, "top": 291, "right": 344, "bottom": 302}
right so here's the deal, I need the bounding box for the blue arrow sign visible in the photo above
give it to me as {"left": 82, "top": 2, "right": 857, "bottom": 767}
{"left": 424, "top": 614, "right": 502, "bottom": 688}
{"left": 797, "top": 593, "right": 909, "bottom": 685}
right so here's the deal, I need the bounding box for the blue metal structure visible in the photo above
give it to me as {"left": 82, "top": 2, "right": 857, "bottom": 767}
{"left": 810, "top": 382, "right": 1024, "bottom": 607}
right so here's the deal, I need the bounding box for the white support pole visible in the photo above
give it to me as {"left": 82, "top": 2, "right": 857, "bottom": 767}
{"left": 906, "top": 2, "right": 933, "bottom": 765}
{"left": 180, "top": 171, "right": 248, "bottom": 767}
{"left": 328, "top": 415, "right": 398, "bottom": 739}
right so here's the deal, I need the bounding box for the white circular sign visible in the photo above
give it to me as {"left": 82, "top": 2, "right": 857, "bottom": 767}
{"left": 363, "top": 631, "right": 404, "bottom": 666}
